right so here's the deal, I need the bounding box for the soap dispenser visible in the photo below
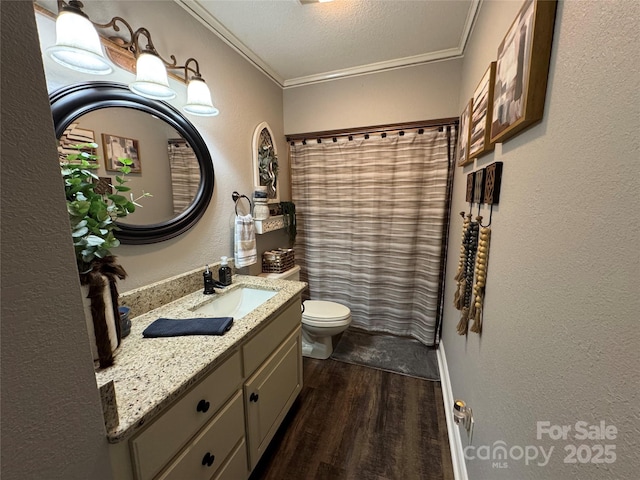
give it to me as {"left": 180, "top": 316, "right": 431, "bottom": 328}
{"left": 219, "top": 256, "right": 232, "bottom": 286}
{"left": 203, "top": 265, "right": 216, "bottom": 294}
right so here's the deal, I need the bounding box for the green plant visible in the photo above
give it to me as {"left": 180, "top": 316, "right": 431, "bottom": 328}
{"left": 61, "top": 143, "right": 151, "bottom": 273}
{"left": 280, "top": 201, "right": 296, "bottom": 247}
{"left": 258, "top": 144, "right": 278, "bottom": 197}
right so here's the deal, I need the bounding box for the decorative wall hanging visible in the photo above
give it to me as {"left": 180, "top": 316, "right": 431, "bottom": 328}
{"left": 469, "top": 62, "right": 496, "bottom": 160}
{"left": 483, "top": 162, "right": 503, "bottom": 205}
{"left": 454, "top": 213, "right": 479, "bottom": 335}
{"left": 466, "top": 172, "right": 475, "bottom": 203}
{"left": 58, "top": 122, "right": 95, "bottom": 161}
{"left": 94, "top": 177, "right": 113, "bottom": 196}
{"left": 456, "top": 99, "right": 473, "bottom": 166}
{"left": 490, "top": 0, "right": 557, "bottom": 144}
{"left": 252, "top": 122, "right": 279, "bottom": 203}
{"left": 470, "top": 223, "right": 491, "bottom": 334}
{"left": 473, "top": 168, "right": 485, "bottom": 204}
{"left": 455, "top": 162, "right": 504, "bottom": 335}
{"left": 102, "top": 134, "right": 142, "bottom": 173}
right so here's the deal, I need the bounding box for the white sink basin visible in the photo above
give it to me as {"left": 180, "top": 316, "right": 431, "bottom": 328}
{"left": 190, "top": 287, "right": 276, "bottom": 319}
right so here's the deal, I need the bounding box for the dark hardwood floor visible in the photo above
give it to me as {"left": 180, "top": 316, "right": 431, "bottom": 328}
{"left": 250, "top": 357, "right": 454, "bottom": 480}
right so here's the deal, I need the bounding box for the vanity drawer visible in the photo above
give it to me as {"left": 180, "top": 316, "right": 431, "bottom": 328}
{"left": 157, "top": 391, "right": 245, "bottom": 480}
{"left": 131, "top": 351, "right": 242, "bottom": 480}
{"left": 212, "top": 438, "right": 248, "bottom": 480}
{"left": 242, "top": 299, "right": 300, "bottom": 376}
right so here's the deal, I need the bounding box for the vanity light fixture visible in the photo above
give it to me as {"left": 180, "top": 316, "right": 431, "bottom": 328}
{"left": 46, "top": 0, "right": 113, "bottom": 75}
{"left": 47, "top": 0, "right": 219, "bottom": 116}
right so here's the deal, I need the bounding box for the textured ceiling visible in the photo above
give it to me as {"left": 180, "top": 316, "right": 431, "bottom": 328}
{"left": 177, "top": 0, "right": 479, "bottom": 87}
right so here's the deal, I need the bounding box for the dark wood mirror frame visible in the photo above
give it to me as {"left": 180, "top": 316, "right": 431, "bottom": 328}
{"left": 50, "top": 81, "right": 215, "bottom": 245}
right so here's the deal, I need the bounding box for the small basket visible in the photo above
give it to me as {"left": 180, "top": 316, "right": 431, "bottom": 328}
{"left": 262, "top": 248, "right": 295, "bottom": 274}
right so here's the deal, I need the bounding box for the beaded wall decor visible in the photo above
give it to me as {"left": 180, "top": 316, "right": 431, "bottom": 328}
{"left": 470, "top": 221, "right": 490, "bottom": 333}
{"left": 455, "top": 214, "right": 479, "bottom": 335}
{"left": 454, "top": 162, "right": 502, "bottom": 336}
{"left": 454, "top": 212, "right": 471, "bottom": 312}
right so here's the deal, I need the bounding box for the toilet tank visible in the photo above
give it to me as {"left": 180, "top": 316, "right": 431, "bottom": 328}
{"left": 258, "top": 265, "right": 300, "bottom": 281}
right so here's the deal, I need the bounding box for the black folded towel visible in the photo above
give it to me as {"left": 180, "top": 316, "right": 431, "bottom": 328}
{"left": 142, "top": 317, "right": 234, "bottom": 338}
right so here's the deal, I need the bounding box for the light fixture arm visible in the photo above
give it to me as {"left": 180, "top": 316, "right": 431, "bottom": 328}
{"left": 129, "top": 27, "right": 178, "bottom": 69}
{"left": 92, "top": 16, "right": 135, "bottom": 51}
{"left": 183, "top": 58, "right": 203, "bottom": 81}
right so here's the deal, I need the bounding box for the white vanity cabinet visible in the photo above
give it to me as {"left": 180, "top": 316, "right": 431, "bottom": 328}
{"left": 109, "top": 295, "right": 303, "bottom": 480}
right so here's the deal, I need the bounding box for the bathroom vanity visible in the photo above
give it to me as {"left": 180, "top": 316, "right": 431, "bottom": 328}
{"left": 98, "top": 275, "right": 306, "bottom": 480}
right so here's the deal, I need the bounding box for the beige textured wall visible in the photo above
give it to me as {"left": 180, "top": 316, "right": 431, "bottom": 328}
{"left": 442, "top": 1, "right": 640, "bottom": 478}
{"left": 0, "top": 2, "right": 113, "bottom": 479}
{"left": 37, "top": 1, "right": 287, "bottom": 291}
{"left": 76, "top": 108, "right": 176, "bottom": 225}
{"left": 283, "top": 59, "right": 462, "bottom": 134}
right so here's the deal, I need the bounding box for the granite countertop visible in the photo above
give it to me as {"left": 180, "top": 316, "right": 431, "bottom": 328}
{"left": 95, "top": 275, "right": 306, "bottom": 443}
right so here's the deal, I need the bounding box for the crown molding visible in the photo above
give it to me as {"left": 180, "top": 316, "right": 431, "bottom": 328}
{"left": 175, "top": 0, "right": 285, "bottom": 87}
{"left": 283, "top": 48, "right": 464, "bottom": 88}
{"left": 175, "top": 0, "right": 481, "bottom": 89}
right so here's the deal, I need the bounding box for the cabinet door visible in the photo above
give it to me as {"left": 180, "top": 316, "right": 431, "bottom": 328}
{"left": 212, "top": 438, "right": 249, "bottom": 480}
{"left": 245, "top": 327, "right": 302, "bottom": 470}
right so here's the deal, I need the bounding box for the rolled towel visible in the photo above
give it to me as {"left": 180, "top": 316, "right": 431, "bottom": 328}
{"left": 142, "top": 317, "right": 233, "bottom": 338}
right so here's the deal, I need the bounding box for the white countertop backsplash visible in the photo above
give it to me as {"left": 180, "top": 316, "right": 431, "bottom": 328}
{"left": 95, "top": 274, "right": 306, "bottom": 443}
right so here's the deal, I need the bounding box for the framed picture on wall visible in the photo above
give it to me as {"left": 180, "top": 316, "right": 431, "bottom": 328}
{"left": 58, "top": 122, "right": 96, "bottom": 162}
{"left": 102, "top": 133, "right": 142, "bottom": 173}
{"left": 456, "top": 99, "right": 473, "bottom": 167}
{"left": 469, "top": 62, "right": 496, "bottom": 160}
{"left": 490, "top": 0, "right": 557, "bottom": 144}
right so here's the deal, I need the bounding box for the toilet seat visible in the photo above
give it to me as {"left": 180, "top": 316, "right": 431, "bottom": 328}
{"left": 302, "top": 300, "right": 351, "bottom": 328}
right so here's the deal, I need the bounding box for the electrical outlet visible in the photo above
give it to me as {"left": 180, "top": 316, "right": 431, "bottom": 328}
{"left": 454, "top": 399, "right": 474, "bottom": 445}
{"left": 465, "top": 409, "right": 474, "bottom": 444}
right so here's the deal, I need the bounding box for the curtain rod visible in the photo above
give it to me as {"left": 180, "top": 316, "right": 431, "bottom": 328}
{"left": 285, "top": 117, "right": 458, "bottom": 143}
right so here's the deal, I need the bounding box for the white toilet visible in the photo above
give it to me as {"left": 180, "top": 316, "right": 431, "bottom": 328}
{"left": 259, "top": 265, "right": 351, "bottom": 359}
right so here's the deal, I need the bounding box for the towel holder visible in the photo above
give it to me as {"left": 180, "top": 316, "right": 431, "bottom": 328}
{"left": 232, "top": 191, "right": 252, "bottom": 216}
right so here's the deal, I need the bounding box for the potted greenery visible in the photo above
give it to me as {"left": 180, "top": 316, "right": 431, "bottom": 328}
{"left": 61, "top": 144, "right": 150, "bottom": 368}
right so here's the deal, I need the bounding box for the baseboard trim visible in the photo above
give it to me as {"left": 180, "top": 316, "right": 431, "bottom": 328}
{"left": 437, "top": 341, "right": 468, "bottom": 480}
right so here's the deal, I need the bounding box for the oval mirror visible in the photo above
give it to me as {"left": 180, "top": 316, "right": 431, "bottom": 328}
{"left": 50, "top": 81, "right": 214, "bottom": 244}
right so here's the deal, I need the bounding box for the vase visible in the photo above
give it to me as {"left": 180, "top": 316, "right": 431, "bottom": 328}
{"left": 81, "top": 274, "right": 120, "bottom": 368}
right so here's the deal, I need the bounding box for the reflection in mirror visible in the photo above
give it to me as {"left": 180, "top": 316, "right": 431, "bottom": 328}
{"left": 59, "top": 107, "right": 201, "bottom": 225}
{"left": 50, "top": 82, "right": 214, "bottom": 244}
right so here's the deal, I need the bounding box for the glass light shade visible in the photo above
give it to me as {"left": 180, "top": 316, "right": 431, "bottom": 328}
{"left": 183, "top": 78, "right": 219, "bottom": 116}
{"left": 46, "top": 10, "right": 112, "bottom": 75}
{"left": 129, "top": 53, "right": 176, "bottom": 100}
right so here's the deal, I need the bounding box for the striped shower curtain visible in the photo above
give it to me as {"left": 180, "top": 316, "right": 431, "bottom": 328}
{"left": 168, "top": 139, "right": 200, "bottom": 215}
{"left": 290, "top": 127, "right": 454, "bottom": 345}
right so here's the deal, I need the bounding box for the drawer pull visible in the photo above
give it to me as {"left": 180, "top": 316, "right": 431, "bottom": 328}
{"left": 202, "top": 452, "right": 215, "bottom": 467}
{"left": 249, "top": 392, "right": 259, "bottom": 402}
{"left": 196, "top": 399, "right": 210, "bottom": 413}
